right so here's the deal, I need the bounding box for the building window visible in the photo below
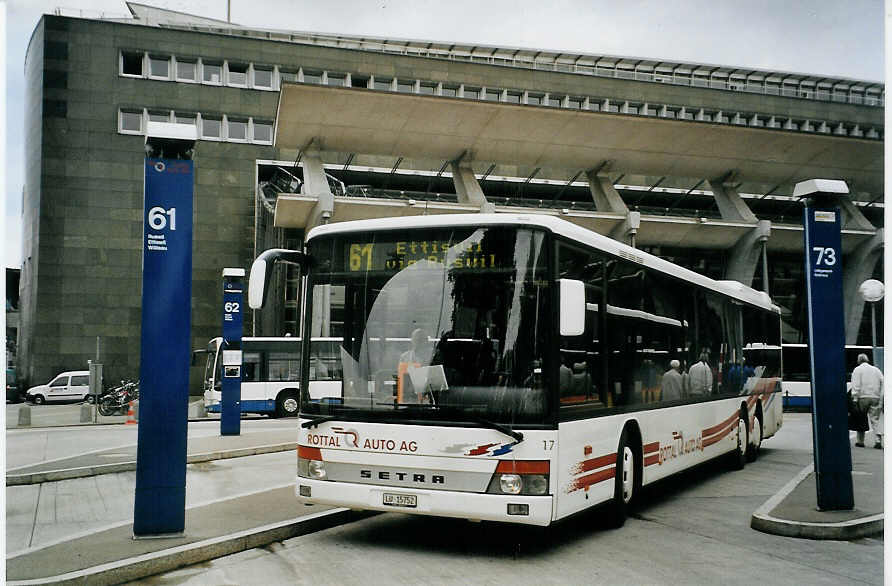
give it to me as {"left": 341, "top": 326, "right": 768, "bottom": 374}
{"left": 397, "top": 79, "right": 415, "bottom": 93}
{"left": 119, "top": 109, "right": 143, "bottom": 133}
{"left": 442, "top": 85, "right": 458, "bottom": 97}
{"left": 148, "top": 110, "right": 171, "bottom": 123}
{"left": 254, "top": 67, "right": 273, "bottom": 88}
{"left": 148, "top": 55, "right": 170, "bottom": 79}
{"left": 547, "top": 95, "right": 563, "bottom": 107}
{"left": 121, "top": 52, "right": 144, "bottom": 76}
{"left": 327, "top": 73, "right": 347, "bottom": 87}
{"left": 419, "top": 81, "right": 437, "bottom": 95}
{"left": 175, "top": 113, "right": 197, "bottom": 127}
{"left": 506, "top": 91, "right": 522, "bottom": 104}
{"left": 568, "top": 97, "right": 584, "bottom": 109}
{"left": 227, "top": 118, "right": 248, "bottom": 140}
{"left": 176, "top": 59, "right": 197, "bottom": 82}
{"left": 203, "top": 62, "right": 223, "bottom": 84}
{"left": 374, "top": 77, "right": 393, "bottom": 91}
{"left": 227, "top": 62, "right": 248, "bottom": 86}
{"left": 253, "top": 120, "right": 273, "bottom": 143}
{"left": 463, "top": 86, "right": 480, "bottom": 99}
{"left": 280, "top": 69, "right": 299, "bottom": 84}
{"left": 484, "top": 88, "right": 502, "bottom": 101}
{"left": 202, "top": 116, "right": 222, "bottom": 138}
{"left": 527, "top": 93, "right": 543, "bottom": 105}
{"left": 303, "top": 70, "right": 323, "bottom": 84}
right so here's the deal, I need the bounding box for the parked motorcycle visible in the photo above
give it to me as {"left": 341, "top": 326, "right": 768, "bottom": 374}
{"left": 97, "top": 379, "right": 139, "bottom": 416}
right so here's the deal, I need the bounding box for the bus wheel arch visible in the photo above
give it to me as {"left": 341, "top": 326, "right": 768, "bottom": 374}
{"left": 747, "top": 402, "right": 763, "bottom": 462}
{"left": 275, "top": 389, "right": 300, "bottom": 417}
{"left": 606, "top": 421, "right": 643, "bottom": 528}
{"left": 730, "top": 404, "right": 749, "bottom": 470}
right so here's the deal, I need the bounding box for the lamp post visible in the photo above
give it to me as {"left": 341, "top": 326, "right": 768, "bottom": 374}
{"left": 858, "top": 279, "right": 884, "bottom": 366}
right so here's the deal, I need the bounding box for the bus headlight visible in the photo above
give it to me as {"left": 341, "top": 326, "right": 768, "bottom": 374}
{"left": 499, "top": 474, "right": 523, "bottom": 494}
{"left": 487, "top": 460, "right": 550, "bottom": 496}
{"left": 524, "top": 474, "right": 548, "bottom": 495}
{"left": 308, "top": 460, "right": 327, "bottom": 480}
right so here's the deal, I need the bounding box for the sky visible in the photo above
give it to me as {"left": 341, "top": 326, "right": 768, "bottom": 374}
{"left": 2, "top": 0, "right": 887, "bottom": 269}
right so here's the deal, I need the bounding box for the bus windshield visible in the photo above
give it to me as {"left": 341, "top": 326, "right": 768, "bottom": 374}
{"left": 303, "top": 226, "right": 550, "bottom": 425}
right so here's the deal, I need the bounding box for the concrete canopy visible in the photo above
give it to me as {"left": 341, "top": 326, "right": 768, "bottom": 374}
{"left": 275, "top": 83, "right": 883, "bottom": 193}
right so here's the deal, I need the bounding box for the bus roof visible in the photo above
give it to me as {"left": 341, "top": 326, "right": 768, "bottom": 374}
{"left": 305, "top": 213, "right": 780, "bottom": 313}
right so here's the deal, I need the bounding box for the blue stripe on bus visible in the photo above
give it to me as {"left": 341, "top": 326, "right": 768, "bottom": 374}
{"left": 205, "top": 400, "right": 276, "bottom": 414}
{"left": 783, "top": 396, "right": 812, "bottom": 408}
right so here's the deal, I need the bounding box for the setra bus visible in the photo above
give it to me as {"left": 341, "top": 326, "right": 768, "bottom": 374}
{"left": 196, "top": 336, "right": 343, "bottom": 417}
{"left": 248, "top": 214, "right": 783, "bottom": 526}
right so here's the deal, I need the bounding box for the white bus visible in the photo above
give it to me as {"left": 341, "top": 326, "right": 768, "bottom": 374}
{"left": 197, "top": 336, "right": 343, "bottom": 417}
{"left": 780, "top": 343, "right": 873, "bottom": 409}
{"left": 249, "top": 214, "right": 783, "bottom": 526}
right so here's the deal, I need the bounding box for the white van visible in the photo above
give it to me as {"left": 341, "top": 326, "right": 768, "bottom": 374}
{"left": 26, "top": 371, "right": 93, "bottom": 405}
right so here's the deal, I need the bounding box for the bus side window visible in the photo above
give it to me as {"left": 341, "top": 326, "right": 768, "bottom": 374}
{"left": 558, "top": 243, "right": 604, "bottom": 407}
{"left": 242, "top": 352, "right": 261, "bottom": 382}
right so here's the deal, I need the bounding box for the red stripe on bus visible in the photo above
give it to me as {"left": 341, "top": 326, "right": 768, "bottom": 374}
{"left": 572, "top": 453, "right": 616, "bottom": 475}
{"left": 702, "top": 422, "right": 736, "bottom": 447}
{"left": 298, "top": 446, "right": 322, "bottom": 461}
{"left": 644, "top": 454, "right": 660, "bottom": 467}
{"left": 570, "top": 467, "right": 615, "bottom": 492}
{"left": 702, "top": 412, "right": 739, "bottom": 437}
{"left": 643, "top": 441, "right": 660, "bottom": 454}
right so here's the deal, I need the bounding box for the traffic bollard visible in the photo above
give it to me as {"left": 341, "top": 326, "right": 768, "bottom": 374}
{"left": 18, "top": 405, "right": 31, "bottom": 427}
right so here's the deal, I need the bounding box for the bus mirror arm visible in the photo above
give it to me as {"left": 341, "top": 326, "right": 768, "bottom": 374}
{"left": 248, "top": 249, "right": 311, "bottom": 310}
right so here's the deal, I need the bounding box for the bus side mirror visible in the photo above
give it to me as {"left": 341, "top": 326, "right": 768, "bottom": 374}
{"left": 248, "top": 248, "right": 310, "bottom": 309}
{"left": 559, "top": 279, "right": 585, "bottom": 336}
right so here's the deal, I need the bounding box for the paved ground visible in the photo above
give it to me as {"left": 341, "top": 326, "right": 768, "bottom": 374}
{"left": 4, "top": 412, "right": 884, "bottom": 585}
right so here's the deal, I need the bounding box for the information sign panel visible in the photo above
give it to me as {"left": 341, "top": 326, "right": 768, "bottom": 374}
{"left": 221, "top": 273, "right": 243, "bottom": 435}
{"left": 803, "top": 205, "right": 854, "bottom": 510}
{"left": 134, "top": 158, "right": 193, "bottom": 535}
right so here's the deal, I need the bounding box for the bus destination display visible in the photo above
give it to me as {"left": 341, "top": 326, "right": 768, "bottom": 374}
{"left": 348, "top": 239, "right": 502, "bottom": 272}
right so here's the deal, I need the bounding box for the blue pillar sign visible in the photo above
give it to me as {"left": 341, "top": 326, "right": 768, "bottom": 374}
{"left": 134, "top": 158, "right": 193, "bottom": 536}
{"left": 221, "top": 268, "right": 245, "bottom": 436}
{"left": 803, "top": 203, "right": 854, "bottom": 510}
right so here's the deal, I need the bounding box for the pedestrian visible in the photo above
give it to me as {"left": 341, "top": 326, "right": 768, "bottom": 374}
{"left": 851, "top": 353, "right": 883, "bottom": 448}
{"left": 661, "top": 359, "right": 684, "bottom": 401}
{"left": 688, "top": 352, "right": 713, "bottom": 396}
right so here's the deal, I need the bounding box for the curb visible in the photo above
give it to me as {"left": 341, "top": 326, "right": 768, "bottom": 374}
{"left": 750, "top": 463, "right": 884, "bottom": 540}
{"left": 6, "top": 443, "right": 297, "bottom": 486}
{"left": 6, "top": 507, "right": 371, "bottom": 585}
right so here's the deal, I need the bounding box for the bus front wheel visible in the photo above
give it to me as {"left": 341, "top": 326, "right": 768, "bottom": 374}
{"left": 275, "top": 391, "right": 299, "bottom": 418}
{"left": 747, "top": 413, "right": 763, "bottom": 463}
{"left": 605, "top": 429, "right": 638, "bottom": 528}
{"left": 730, "top": 411, "right": 748, "bottom": 470}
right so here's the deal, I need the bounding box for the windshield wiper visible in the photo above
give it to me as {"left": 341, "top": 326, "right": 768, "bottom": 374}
{"left": 470, "top": 417, "right": 524, "bottom": 444}
{"left": 301, "top": 414, "right": 339, "bottom": 429}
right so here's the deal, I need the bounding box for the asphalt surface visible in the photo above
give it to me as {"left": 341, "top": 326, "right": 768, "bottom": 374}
{"left": 4, "top": 413, "right": 883, "bottom": 585}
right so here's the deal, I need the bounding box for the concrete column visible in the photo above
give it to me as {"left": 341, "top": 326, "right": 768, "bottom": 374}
{"left": 301, "top": 146, "right": 334, "bottom": 229}
{"left": 707, "top": 176, "right": 758, "bottom": 223}
{"left": 585, "top": 166, "right": 628, "bottom": 214}
{"left": 450, "top": 159, "right": 489, "bottom": 208}
{"left": 838, "top": 197, "right": 875, "bottom": 231}
{"left": 725, "top": 220, "right": 771, "bottom": 286}
{"left": 843, "top": 229, "right": 884, "bottom": 344}
{"left": 609, "top": 211, "right": 641, "bottom": 247}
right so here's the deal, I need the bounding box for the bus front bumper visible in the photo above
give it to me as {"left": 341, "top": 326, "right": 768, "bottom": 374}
{"left": 295, "top": 477, "right": 554, "bottom": 526}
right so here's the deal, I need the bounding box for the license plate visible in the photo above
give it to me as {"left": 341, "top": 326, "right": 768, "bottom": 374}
{"left": 383, "top": 493, "right": 417, "bottom": 508}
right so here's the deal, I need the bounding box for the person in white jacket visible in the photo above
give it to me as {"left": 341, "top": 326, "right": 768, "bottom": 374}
{"left": 851, "top": 353, "right": 884, "bottom": 448}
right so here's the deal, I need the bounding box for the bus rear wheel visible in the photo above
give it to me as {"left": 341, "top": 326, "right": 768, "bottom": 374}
{"left": 275, "top": 391, "right": 299, "bottom": 418}
{"left": 605, "top": 430, "right": 638, "bottom": 528}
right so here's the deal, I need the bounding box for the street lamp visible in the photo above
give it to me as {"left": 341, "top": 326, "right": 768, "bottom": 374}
{"left": 858, "top": 279, "right": 884, "bottom": 355}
